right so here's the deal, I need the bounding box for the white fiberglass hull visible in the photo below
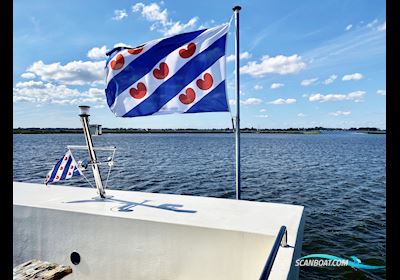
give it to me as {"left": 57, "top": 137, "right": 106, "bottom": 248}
{"left": 13, "top": 182, "right": 304, "bottom": 280}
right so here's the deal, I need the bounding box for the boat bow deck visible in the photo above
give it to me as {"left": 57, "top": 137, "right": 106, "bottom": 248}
{"left": 14, "top": 182, "right": 305, "bottom": 280}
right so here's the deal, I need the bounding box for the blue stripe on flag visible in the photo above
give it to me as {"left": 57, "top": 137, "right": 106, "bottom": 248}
{"left": 105, "top": 29, "right": 207, "bottom": 107}
{"left": 60, "top": 156, "right": 72, "bottom": 180}
{"left": 48, "top": 157, "right": 63, "bottom": 183}
{"left": 122, "top": 34, "right": 227, "bottom": 117}
{"left": 73, "top": 168, "right": 80, "bottom": 177}
{"left": 185, "top": 81, "right": 228, "bottom": 113}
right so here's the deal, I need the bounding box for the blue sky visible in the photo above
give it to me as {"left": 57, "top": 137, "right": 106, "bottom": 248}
{"left": 13, "top": 0, "right": 386, "bottom": 129}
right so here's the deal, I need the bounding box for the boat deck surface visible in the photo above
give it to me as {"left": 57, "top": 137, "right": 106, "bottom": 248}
{"left": 14, "top": 181, "right": 305, "bottom": 280}
{"left": 14, "top": 182, "right": 303, "bottom": 236}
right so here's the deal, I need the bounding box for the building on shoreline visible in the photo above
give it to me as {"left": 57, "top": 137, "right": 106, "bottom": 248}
{"left": 89, "top": 124, "right": 102, "bottom": 136}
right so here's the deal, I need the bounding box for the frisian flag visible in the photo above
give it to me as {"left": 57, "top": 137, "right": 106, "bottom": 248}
{"left": 44, "top": 150, "right": 82, "bottom": 185}
{"left": 104, "top": 23, "right": 229, "bottom": 117}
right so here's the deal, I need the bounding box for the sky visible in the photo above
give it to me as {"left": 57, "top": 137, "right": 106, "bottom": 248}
{"left": 13, "top": 0, "right": 386, "bottom": 129}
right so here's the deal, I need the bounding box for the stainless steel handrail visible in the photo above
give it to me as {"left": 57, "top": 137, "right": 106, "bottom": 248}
{"left": 259, "top": 226, "right": 288, "bottom": 280}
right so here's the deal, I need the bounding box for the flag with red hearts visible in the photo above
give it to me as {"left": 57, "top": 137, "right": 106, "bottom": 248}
{"left": 104, "top": 23, "right": 230, "bottom": 117}
{"left": 44, "top": 150, "right": 82, "bottom": 185}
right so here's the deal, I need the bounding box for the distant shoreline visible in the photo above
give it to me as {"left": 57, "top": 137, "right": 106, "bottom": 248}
{"left": 13, "top": 128, "right": 386, "bottom": 135}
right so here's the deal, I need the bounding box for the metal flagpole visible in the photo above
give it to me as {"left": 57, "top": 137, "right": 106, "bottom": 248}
{"left": 78, "top": 105, "right": 106, "bottom": 198}
{"left": 233, "top": 5, "right": 241, "bottom": 200}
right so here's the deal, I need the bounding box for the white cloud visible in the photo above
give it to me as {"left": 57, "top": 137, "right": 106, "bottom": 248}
{"left": 240, "top": 54, "right": 306, "bottom": 77}
{"left": 364, "top": 18, "right": 386, "bottom": 32}
{"left": 345, "top": 24, "right": 353, "bottom": 31}
{"left": 258, "top": 115, "right": 268, "bottom": 118}
{"left": 268, "top": 98, "right": 296, "bottom": 105}
{"left": 348, "top": 91, "right": 365, "bottom": 102}
{"left": 377, "top": 21, "right": 386, "bottom": 32}
{"left": 13, "top": 95, "right": 37, "bottom": 103}
{"left": 240, "top": 52, "right": 252, "bottom": 60}
{"left": 226, "top": 52, "right": 252, "bottom": 62}
{"left": 297, "top": 113, "right": 306, "bottom": 117}
{"left": 323, "top": 74, "right": 337, "bottom": 85}
{"left": 132, "top": 2, "right": 198, "bottom": 36}
{"left": 302, "top": 94, "right": 308, "bottom": 98}
{"left": 301, "top": 78, "right": 318, "bottom": 86}
{"left": 329, "top": 111, "right": 351, "bottom": 116}
{"left": 367, "top": 19, "right": 378, "bottom": 28}
{"left": 308, "top": 91, "right": 365, "bottom": 102}
{"left": 254, "top": 84, "right": 263, "bottom": 91}
{"left": 112, "top": 9, "right": 128, "bottom": 21}
{"left": 27, "top": 60, "right": 105, "bottom": 85}
{"left": 87, "top": 46, "right": 107, "bottom": 60}
{"left": 165, "top": 17, "right": 198, "bottom": 36}
{"left": 21, "top": 72, "right": 36, "bottom": 79}
{"left": 113, "top": 42, "right": 133, "bottom": 48}
{"left": 377, "top": 89, "right": 386, "bottom": 96}
{"left": 270, "top": 83, "right": 284, "bottom": 89}
{"left": 226, "top": 80, "right": 234, "bottom": 90}
{"left": 241, "top": 98, "right": 262, "bottom": 105}
{"left": 93, "top": 104, "right": 106, "bottom": 109}
{"left": 13, "top": 80, "right": 105, "bottom": 106}
{"left": 342, "top": 73, "right": 363, "bottom": 81}
{"left": 16, "top": 81, "right": 44, "bottom": 88}
{"left": 132, "top": 3, "right": 168, "bottom": 24}
{"left": 229, "top": 98, "right": 262, "bottom": 105}
{"left": 260, "top": 109, "right": 267, "bottom": 112}
{"left": 227, "top": 55, "right": 235, "bottom": 62}
{"left": 198, "top": 19, "right": 216, "bottom": 29}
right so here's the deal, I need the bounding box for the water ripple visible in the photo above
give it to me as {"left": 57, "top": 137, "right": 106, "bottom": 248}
{"left": 13, "top": 133, "right": 386, "bottom": 279}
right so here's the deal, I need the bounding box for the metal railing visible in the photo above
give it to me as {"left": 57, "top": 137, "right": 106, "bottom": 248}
{"left": 259, "top": 226, "right": 288, "bottom": 280}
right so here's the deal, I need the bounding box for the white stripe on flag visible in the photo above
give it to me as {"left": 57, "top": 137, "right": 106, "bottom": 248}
{"left": 53, "top": 151, "right": 71, "bottom": 182}
{"left": 66, "top": 152, "right": 81, "bottom": 179}
{"left": 110, "top": 24, "right": 229, "bottom": 116}
{"left": 155, "top": 56, "right": 225, "bottom": 114}
{"left": 105, "top": 38, "right": 163, "bottom": 84}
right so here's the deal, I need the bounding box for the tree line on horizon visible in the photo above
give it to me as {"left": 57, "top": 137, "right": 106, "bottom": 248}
{"left": 13, "top": 127, "right": 384, "bottom": 134}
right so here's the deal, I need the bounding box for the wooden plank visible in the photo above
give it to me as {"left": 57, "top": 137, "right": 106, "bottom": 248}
{"left": 13, "top": 259, "right": 72, "bottom": 280}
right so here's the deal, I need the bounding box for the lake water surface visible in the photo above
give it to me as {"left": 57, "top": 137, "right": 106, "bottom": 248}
{"left": 13, "top": 133, "right": 386, "bottom": 279}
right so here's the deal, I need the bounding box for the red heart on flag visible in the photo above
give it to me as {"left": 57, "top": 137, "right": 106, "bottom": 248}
{"left": 179, "top": 88, "right": 196, "bottom": 104}
{"left": 110, "top": 54, "right": 125, "bottom": 70}
{"left": 128, "top": 46, "right": 144, "bottom": 55}
{"left": 196, "top": 73, "right": 213, "bottom": 90}
{"left": 68, "top": 172, "right": 72, "bottom": 176}
{"left": 56, "top": 175, "right": 59, "bottom": 179}
{"left": 153, "top": 62, "right": 169, "bottom": 79}
{"left": 179, "top": 43, "right": 196, "bottom": 58}
{"left": 60, "top": 166, "right": 64, "bottom": 170}
{"left": 130, "top": 83, "right": 147, "bottom": 99}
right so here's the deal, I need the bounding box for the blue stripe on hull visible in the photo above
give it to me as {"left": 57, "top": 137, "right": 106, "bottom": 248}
{"left": 122, "top": 34, "right": 227, "bottom": 117}
{"left": 105, "top": 29, "right": 207, "bottom": 107}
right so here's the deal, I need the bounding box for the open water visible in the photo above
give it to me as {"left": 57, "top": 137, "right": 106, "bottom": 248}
{"left": 13, "top": 132, "right": 386, "bottom": 279}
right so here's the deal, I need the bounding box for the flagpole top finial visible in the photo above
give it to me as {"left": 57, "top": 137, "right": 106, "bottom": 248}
{"left": 233, "top": 6, "right": 242, "bottom": 11}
